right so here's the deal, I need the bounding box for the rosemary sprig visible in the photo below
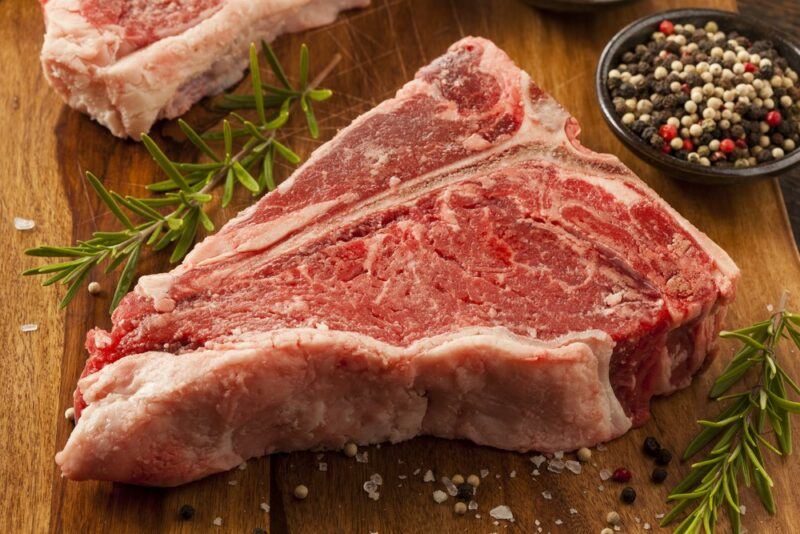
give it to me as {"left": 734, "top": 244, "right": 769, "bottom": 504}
{"left": 23, "top": 42, "right": 337, "bottom": 312}
{"left": 662, "top": 292, "right": 800, "bottom": 533}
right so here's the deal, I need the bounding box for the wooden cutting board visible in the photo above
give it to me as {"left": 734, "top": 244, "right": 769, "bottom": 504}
{"left": 3, "top": 0, "right": 800, "bottom": 532}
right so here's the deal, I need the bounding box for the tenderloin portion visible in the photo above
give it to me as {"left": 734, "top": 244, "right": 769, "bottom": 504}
{"left": 39, "top": 0, "right": 369, "bottom": 138}
{"left": 57, "top": 37, "right": 738, "bottom": 486}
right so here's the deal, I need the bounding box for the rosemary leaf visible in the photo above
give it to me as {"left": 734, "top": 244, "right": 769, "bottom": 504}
{"left": 110, "top": 245, "right": 141, "bottom": 311}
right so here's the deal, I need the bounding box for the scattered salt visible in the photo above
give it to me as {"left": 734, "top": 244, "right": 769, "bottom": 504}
{"left": 442, "top": 476, "right": 458, "bottom": 496}
{"left": 495, "top": 474, "right": 501, "bottom": 479}
{"left": 480, "top": 469, "right": 489, "bottom": 478}
{"left": 227, "top": 480, "right": 238, "bottom": 486}
{"left": 740, "top": 505, "right": 747, "bottom": 515}
{"left": 368, "top": 492, "right": 380, "bottom": 501}
{"left": 489, "top": 505, "right": 514, "bottom": 521}
{"left": 423, "top": 469, "right": 435, "bottom": 482}
{"left": 370, "top": 473, "right": 383, "bottom": 486}
{"left": 596, "top": 443, "right": 607, "bottom": 451}
{"left": 260, "top": 502, "right": 270, "bottom": 513}
{"left": 21, "top": 323, "right": 38, "bottom": 333}
{"left": 509, "top": 470, "right": 516, "bottom": 478}
{"left": 363, "top": 480, "right": 378, "bottom": 493}
{"left": 565, "top": 460, "right": 582, "bottom": 474}
{"left": 413, "top": 468, "right": 421, "bottom": 475}
{"left": 532, "top": 469, "right": 540, "bottom": 476}
{"left": 655, "top": 513, "right": 665, "bottom": 519}
{"left": 468, "top": 500, "right": 478, "bottom": 510}
{"left": 433, "top": 490, "right": 448, "bottom": 504}
{"left": 547, "top": 459, "right": 565, "bottom": 473}
{"left": 530, "top": 455, "right": 546, "bottom": 468}
{"left": 356, "top": 451, "right": 369, "bottom": 463}
{"left": 644, "top": 523, "right": 652, "bottom": 530}
{"left": 238, "top": 462, "right": 247, "bottom": 470}
{"left": 535, "top": 519, "right": 541, "bottom": 526}
{"left": 398, "top": 475, "right": 407, "bottom": 480}
{"left": 319, "top": 462, "right": 328, "bottom": 472}
{"left": 599, "top": 468, "right": 612, "bottom": 481}
{"left": 212, "top": 517, "right": 223, "bottom": 526}
{"left": 598, "top": 484, "right": 605, "bottom": 492}
{"left": 13, "top": 217, "right": 35, "bottom": 231}
{"left": 554, "top": 451, "right": 564, "bottom": 460}
{"left": 555, "top": 519, "right": 563, "bottom": 525}
{"left": 541, "top": 491, "right": 552, "bottom": 500}
{"left": 316, "top": 453, "right": 324, "bottom": 460}
{"left": 569, "top": 507, "right": 578, "bottom": 515}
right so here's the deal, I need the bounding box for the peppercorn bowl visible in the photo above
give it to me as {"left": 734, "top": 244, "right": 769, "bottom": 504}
{"left": 596, "top": 8, "right": 800, "bottom": 184}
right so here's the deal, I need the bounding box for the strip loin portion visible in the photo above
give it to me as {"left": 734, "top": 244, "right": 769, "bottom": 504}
{"left": 57, "top": 37, "right": 739, "bottom": 486}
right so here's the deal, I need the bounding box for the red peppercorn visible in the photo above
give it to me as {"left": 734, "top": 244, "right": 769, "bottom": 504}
{"left": 661, "top": 144, "right": 672, "bottom": 154}
{"left": 680, "top": 83, "right": 690, "bottom": 94}
{"left": 612, "top": 467, "right": 633, "bottom": 483}
{"left": 766, "top": 110, "right": 782, "bottom": 127}
{"left": 682, "top": 139, "right": 694, "bottom": 151}
{"left": 719, "top": 139, "right": 736, "bottom": 153}
{"left": 659, "top": 124, "right": 677, "bottom": 142}
{"left": 735, "top": 138, "right": 748, "bottom": 149}
{"left": 711, "top": 150, "right": 726, "bottom": 162}
{"left": 659, "top": 20, "right": 675, "bottom": 36}
{"left": 744, "top": 62, "right": 757, "bottom": 73}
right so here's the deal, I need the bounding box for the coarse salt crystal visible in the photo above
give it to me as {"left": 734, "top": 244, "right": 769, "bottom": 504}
{"left": 740, "top": 505, "right": 747, "bottom": 515}
{"left": 530, "top": 455, "right": 546, "bottom": 468}
{"left": 468, "top": 500, "right": 478, "bottom": 510}
{"left": 644, "top": 523, "right": 651, "bottom": 530}
{"left": 569, "top": 508, "right": 578, "bottom": 515}
{"left": 363, "top": 480, "right": 378, "bottom": 493}
{"left": 495, "top": 474, "right": 500, "bottom": 479}
{"left": 370, "top": 473, "right": 383, "bottom": 486}
{"left": 227, "top": 480, "right": 237, "bottom": 486}
{"left": 238, "top": 462, "right": 247, "bottom": 470}
{"left": 423, "top": 469, "right": 435, "bottom": 482}
{"left": 547, "top": 459, "right": 565, "bottom": 473}
{"left": 21, "top": 324, "right": 38, "bottom": 333}
{"left": 541, "top": 491, "right": 552, "bottom": 500}
{"left": 14, "top": 217, "right": 35, "bottom": 231}
{"left": 565, "top": 460, "right": 582, "bottom": 474}
{"left": 599, "top": 468, "right": 612, "bottom": 481}
{"left": 356, "top": 451, "right": 369, "bottom": 463}
{"left": 489, "top": 505, "right": 514, "bottom": 521}
{"left": 433, "top": 490, "right": 448, "bottom": 504}
{"left": 413, "top": 468, "right": 421, "bottom": 475}
{"left": 509, "top": 470, "right": 516, "bottom": 478}
{"left": 535, "top": 520, "right": 541, "bottom": 526}
{"left": 555, "top": 519, "right": 563, "bottom": 525}
{"left": 655, "top": 513, "right": 665, "bottom": 519}
{"left": 480, "top": 469, "right": 489, "bottom": 478}
{"left": 212, "top": 517, "right": 223, "bottom": 526}
{"left": 532, "top": 469, "right": 540, "bottom": 476}
{"left": 319, "top": 462, "right": 328, "bottom": 472}
{"left": 554, "top": 451, "right": 564, "bottom": 459}
{"left": 598, "top": 485, "right": 605, "bottom": 492}
{"left": 398, "top": 475, "right": 407, "bottom": 480}
{"left": 442, "top": 476, "right": 458, "bottom": 496}
{"left": 260, "top": 502, "right": 270, "bottom": 513}
{"left": 368, "top": 492, "right": 380, "bottom": 501}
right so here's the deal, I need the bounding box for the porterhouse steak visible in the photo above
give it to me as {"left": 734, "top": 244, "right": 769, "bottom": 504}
{"left": 57, "top": 37, "right": 739, "bottom": 486}
{"left": 39, "top": 0, "right": 369, "bottom": 138}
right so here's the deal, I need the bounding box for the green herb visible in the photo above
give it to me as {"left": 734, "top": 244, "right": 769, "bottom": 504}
{"left": 661, "top": 292, "right": 800, "bottom": 533}
{"left": 23, "top": 42, "right": 338, "bottom": 312}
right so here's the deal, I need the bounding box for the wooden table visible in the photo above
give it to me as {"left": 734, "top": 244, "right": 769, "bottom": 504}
{"left": 3, "top": 0, "right": 800, "bottom": 532}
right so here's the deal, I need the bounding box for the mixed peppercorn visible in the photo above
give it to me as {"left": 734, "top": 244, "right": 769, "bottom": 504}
{"left": 607, "top": 19, "right": 799, "bottom": 168}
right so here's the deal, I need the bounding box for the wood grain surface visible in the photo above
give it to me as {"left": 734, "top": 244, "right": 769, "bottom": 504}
{"left": 3, "top": 0, "right": 800, "bottom": 533}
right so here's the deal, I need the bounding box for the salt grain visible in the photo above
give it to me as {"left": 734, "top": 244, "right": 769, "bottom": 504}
{"left": 489, "top": 505, "right": 514, "bottom": 521}
{"left": 212, "top": 517, "right": 223, "bottom": 526}
{"left": 423, "top": 469, "right": 435, "bottom": 482}
{"left": 541, "top": 491, "right": 552, "bottom": 500}
{"left": 468, "top": 500, "right": 478, "bottom": 510}
{"left": 565, "top": 460, "right": 582, "bottom": 474}
{"left": 531, "top": 455, "right": 546, "bottom": 468}
{"left": 21, "top": 324, "right": 38, "bottom": 333}
{"left": 480, "top": 469, "right": 489, "bottom": 478}
{"left": 228, "top": 480, "right": 238, "bottom": 486}
{"left": 319, "top": 462, "right": 328, "bottom": 472}
{"left": 655, "top": 513, "right": 665, "bottom": 519}
{"left": 14, "top": 217, "right": 35, "bottom": 231}
{"left": 398, "top": 475, "right": 407, "bottom": 480}
{"left": 260, "top": 502, "right": 270, "bottom": 513}
{"left": 238, "top": 462, "right": 247, "bottom": 470}
{"left": 370, "top": 473, "right": 383, "bottom": 486}
{"left": 547, "top": 459, "right": 565, "bottom": 473}
{"left": 532, "top": 469, "right": 540, "bottom": 476}
{"left": 433, "top": 490, "right": 448, "bottom": 504}
{"left": 363, "top": 480, "right": 378, "bottom": 493}
{"left": 555, "top": 519, "right": 563, "bottom": 525}
{"left": 740, "top": 505, "right": 747, "bottom": 515}
{"left": 554, "top": 451, "right": 564, "bottom": 460}
{"left": 599, "top": 468, "right": 612, "bottom": 481}
{"left": 509, "top": 470, "right": 516, "bottom": 478}
{"left": 569, "top": 507, "right": 578, "bottom": 515}
{"left": 442, "top": 476, "right": 458, "bottom": 496}
{"left": 356, "top": 451, "right": 369, "bottom": 463}
{"left": 368, "top": 492, "right": 380, "bottom": 501}
{"left": 644, "top": 523, "right": 652, "bottom": 530}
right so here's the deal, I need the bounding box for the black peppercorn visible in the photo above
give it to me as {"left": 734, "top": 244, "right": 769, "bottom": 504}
{"left": 656, "top": 448, "right": 673, "bottom": 466}
{"left": 651, "top": 468, "right": 668, "bottom": 484}
{"left": 730, "top": 124, "right": 745, "bottom": 139}
{"left": 641, "top": 126, "right": 657, "bottom": 141}
{"left": 643, "top": 436, "right": 661, "bottom": 457}
{"left": 620, "top": 486, "right": 637, "bottom": 504}
{"left": 254, "top": 529, "right": 267, "bottom": 534}
{"left": 619, "top": 83, "right": 636, "bottom": 98}
{"left": 179, "top": 504, "right": 196, "bottom": 521}
{"left": 456, "top": 483, "right": 474, "bottom": 501}
{"left": 631, "top": 120, "right": 647, "bottom": 135}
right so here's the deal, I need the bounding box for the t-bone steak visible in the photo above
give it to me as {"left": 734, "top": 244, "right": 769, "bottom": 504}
{"left": 56, "top": 37, "right": 739, "bottom": 486}
{"left": 39, "top": 0, "right": 369, "bottom": 138}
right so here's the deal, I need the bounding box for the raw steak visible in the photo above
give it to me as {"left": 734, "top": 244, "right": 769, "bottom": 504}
{"left": 56, "top": 37, "right": 739, "bottom": 486}
{"left": 39, "top": 0, "right": 369, "bottom": 138}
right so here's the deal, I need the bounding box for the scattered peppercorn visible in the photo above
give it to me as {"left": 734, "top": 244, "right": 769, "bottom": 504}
{"left": 293, "top": 484, "right": 309, "bottom": 500}
{"left": 577, "top": 447, "right": 592, "bottom": 462}
{"left": 620, "top": 486, "right": 637, "bottom": 504}
{"left": 643, "top": 436, "right": 661, "bottom": 457}
{"left": 451, "top": 474, "right": 465, "bottom": 485}
{"left": 456, "top": 483, "right": 474, "bottom": 501}
{"left": 454, "top": 501, "right": 467, "bottom": 515}
{"left": 87, "top": 281, "right": 101, "bottom": 295}
{"left": 651, "top": 467, "right": 668, "bottom": 483}
{"left": 607, "top": 19, "right": 800, "bottom": 169}
{"left": 343, "top": 442, "right": 358, "bottom": 458}
{"left": 611, "top": 467, "right": 632, "bottom": 483}
{"left": 467, "top": 474, "right": 481, "bottom": 488}
{"left": 656, "top": 449, "right": 673, "bottom": 466}
{"left": 178, "top": 504, "right": 195, "bottom": 521}
{"left": 601, "top": 529, "right": 614, "bottom": 534}
{"left": 606, "top": 510, "right": 621, "bottom": 525}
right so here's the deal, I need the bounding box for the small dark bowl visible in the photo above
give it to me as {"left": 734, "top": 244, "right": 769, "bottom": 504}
{"left": 596, "top": 9, "right": 800, "bottom": 184}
